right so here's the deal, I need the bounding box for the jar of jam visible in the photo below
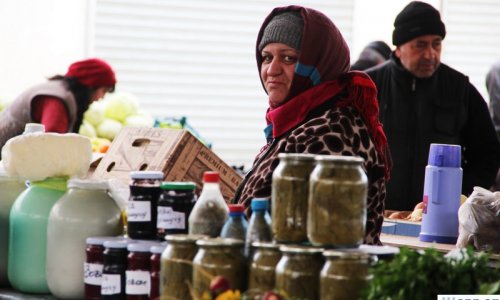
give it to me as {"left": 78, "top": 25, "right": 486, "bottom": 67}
{"left": 126, "top": 243, "right": 153, "bottom": 300}
{"left": 271, "top": 153, "right": 316, "bottom": 243}
{"left": 247, "top": 242, "right": 281, "bottom": 299}
{"left": 157, "top": 181, "right": 197, "bottom": 239}
{"left": 320, "top": 250, "right": 375, "bottom": 300}
{"left": 102, "top": 240, "right": 128, "bottom": 299}
{"left": 149, "top": 243, "right": 166, "bottom": 300}
{"left": 161, "top": 234, "right": 205, "bottom": 300}
{"left": 275, "top": 245, "right": 324, "bottom": 300}
{"left": 85, "top": 236, "right": 124, "bottom": 300}
{"left": 308, "top": 155, "right": 367, "bottom": 248}
{"left": 192, "top": 238, "right": 247, "bottom": 298}
{"left": 127, "top": 171, "right": 163, "bottom": 240}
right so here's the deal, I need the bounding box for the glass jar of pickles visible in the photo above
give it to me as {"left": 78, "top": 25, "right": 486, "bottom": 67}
{"left": 307, "top": 155, "right": 367, "bottom": 248}
{"left": 160, "top": 234, "right": 204, "bottom": 300}
{"left": 247, "top": 242, "right": 281, "bottom": 299}
{"left": 192, "top": 238, "right": 246, "bottom": 298}
{"left": 320, "top": 250, "right": 375, "bottom": 300}
{"left": 271, "top": 153, "right": 316, "bottom": 243}
{"left": 275, "top": 245, "right": 324, "bottom": 300}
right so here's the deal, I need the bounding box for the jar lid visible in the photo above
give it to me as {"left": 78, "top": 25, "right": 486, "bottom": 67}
{"left": 251, "top": 241, "right": 280, "bottom": 250}
{"left": 196, "top": 237, "right": 244, "bottom": 247}
{"left": 86, "top": 236, "right": 124, "bottom": 246}
{"left": 160, "top": 181, "right": 196, "bottom": 191}
{"left": 278, "top": 153, "right": 316, "bottom": 161}
{"left": 323, "top": 249, "right": 374, "bottom": 260}
{"left": 315, "top": 155, "right": 364, "bottom": 164}
{"left": 251, "top": 198, "right": 269, "bottom": 211}
{"left": 68, "top": 178, "right": 109, "bottom": 190}
{"left": 103, "top": 240, "right": 129, "bottom": 249}
{"left": 128, "top": 242, "right": 156, "bottom": 252}
{"left": 129, "top": 171, "right": 164, "bottom": 180}
{"left": 150, "top": 244, "right": 167, "bottom": 254}
{"left": 164, "top": 234, "right": 208, "bottom": 243}
{"left": 279, "top": 245, "right": 324, "bottom": 255}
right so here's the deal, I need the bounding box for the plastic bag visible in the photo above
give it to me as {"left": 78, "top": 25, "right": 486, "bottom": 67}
{"left": 456, "top": 187, "right": 500, "bottom": 252}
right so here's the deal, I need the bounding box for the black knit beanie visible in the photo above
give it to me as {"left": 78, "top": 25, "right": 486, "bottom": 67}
{"left": 258, "top": 11, "right": 304, "bottom": 51}
{"left": 392, "top": 1, "right": 446, "bottom": 46}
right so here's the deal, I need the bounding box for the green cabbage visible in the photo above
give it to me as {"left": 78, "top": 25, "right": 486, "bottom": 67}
{"left": 103, "top": 92, "right": 139, "bottom": 122}
{"left": 78, "top": 120, "right": 97, "bottom": 138}
{"left": 97, "top": 119, "right": 123, "bottom": 140}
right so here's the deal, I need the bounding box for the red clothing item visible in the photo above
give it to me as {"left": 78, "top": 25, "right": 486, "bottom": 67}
{"left": 31, "top": 96, "right": 69, "bottom": 133}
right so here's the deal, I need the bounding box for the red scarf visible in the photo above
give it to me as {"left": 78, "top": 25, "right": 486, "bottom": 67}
{"left": 266, "top": 71, "right": 391, "bottom": 179}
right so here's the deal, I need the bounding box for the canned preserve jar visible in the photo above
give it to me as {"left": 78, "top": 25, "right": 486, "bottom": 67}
{"left": 150, "top": 243, "right": 166, "bottom": 300}
{"left": 126, "top": 243, "right": 152, "bottom": 300}
{"left": 247, "top": 242, "right": 281, "bottom": 299}
{"left": 275, "top": 245, "right": 324, "bottom": 300}
{"left": 320, "top": 250, "right": 375, "bottom": 300}
{"left": 192, "top": 238, "right": 247, "bottom": 298}
{"left": 271, "top": 153, "right": 316, "bottom": 243}
{"left": 102, "top": 240, "right": 128, "bottom": 299}
{"left": 307, "top": 155, "right": 367, "bottom": 248}
{"left": 128, "top": 171, "right": 163, "bottom": 240}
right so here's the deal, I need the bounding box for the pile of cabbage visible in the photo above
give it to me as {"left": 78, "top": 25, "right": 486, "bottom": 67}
{"left": 79, "top": 92, "right": 155, "bottom": 152}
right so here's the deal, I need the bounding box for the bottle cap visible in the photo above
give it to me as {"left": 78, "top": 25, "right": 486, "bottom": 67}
{"left": 129, "top": 171, "right": 164, "bottom": 180}
{"left": 150, "top": 244, "right": 167, "bottom": 254}
{"left": 427, "top": 144, "right": 461, "bottom": 168}
{"left": 251, "top": 198, "right": 269, "bottom": 211}
{"left": 203, "top": 171, "right": 220, "bottom": 183}
{"left": 228, "top": 204, "right": 245, "bottom": 213}
{"left": 160, "top": 181, "right": 196, "bottom": 190}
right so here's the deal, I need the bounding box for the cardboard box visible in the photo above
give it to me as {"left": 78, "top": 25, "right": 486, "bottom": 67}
{"left": 92, "top": 127, "right": 243, "bottom": 202}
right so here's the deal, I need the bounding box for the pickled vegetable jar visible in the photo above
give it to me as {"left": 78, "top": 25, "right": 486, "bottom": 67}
{"left": 320, "top": 249, "right": 374, "bottom": 300}
{"left": 247, "top": 242, "right": 281, "bottom": 299}
{"left": 307, "top": 155, "right": 367, "bottom": 247}
{"left": 275, "top": 245, "right": 324, "bottom": 300}
{"left": 271, "top": 153, "right": 316, "bottom": 243}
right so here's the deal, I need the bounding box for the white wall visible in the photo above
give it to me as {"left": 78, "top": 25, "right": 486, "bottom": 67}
{"left": 0, "top": 0, "right": 89, "bottom": 100}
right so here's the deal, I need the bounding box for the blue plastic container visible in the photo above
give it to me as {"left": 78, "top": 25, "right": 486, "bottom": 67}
{"left": 419, "top": 144, "right": 462, "bottom": 244}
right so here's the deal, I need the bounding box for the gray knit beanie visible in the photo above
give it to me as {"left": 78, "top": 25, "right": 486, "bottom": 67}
{"left": 258, "top": 11, "right": 304, "bottom": 51}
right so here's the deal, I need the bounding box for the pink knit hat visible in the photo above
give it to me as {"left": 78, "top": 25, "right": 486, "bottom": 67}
{"left": 65, "top": 58, "right": 116, "bottom": 88}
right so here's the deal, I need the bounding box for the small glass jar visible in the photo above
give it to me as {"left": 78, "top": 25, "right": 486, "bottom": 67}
{"left": 84, "top": 237, "right": 124, "bottom": 300}
{"left": 275, "top": 245, "right": 324, "bottom": 300}
{"left": 157, "top": 181, "right": 197, "bottom": 239}
{"left": 128, "top": 171, "right": 163, "bottom": 240}
{"left": 308, "top": 155, "right": 367, "bottom": 248}
{"left": 247, "top": 242, "right": 281, "bottom": 299}
{"left": 271, "top": 153, "right": 316, "bottom": 243}
{"left": 192, "top": 238, "right": 247, "bottom": 298}
{"left": 126, "top": 243, "right": 152, "bottom": 300}
{"left": 149, "top": 243, "right": 166, "bottom": 300}
{"left": 102, "top": 240, "right": 129, "bottom": 299}
{"left": 161, "top": 234, "right": 204, "bottom": 300}
{"left": 320, "top": 250, "right": 375, "bottom": 300}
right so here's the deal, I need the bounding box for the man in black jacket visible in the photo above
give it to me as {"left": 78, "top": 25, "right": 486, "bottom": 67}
{"left": 367, "top": 1, "right": 500, "bottom": 211}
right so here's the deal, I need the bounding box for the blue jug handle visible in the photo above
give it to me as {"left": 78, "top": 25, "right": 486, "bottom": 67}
{"left": 431, "top": 169, "right": 440, "bottom": 204}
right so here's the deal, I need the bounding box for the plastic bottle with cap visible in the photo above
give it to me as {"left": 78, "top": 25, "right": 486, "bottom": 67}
{"left": 245, "top": 198, "right": 272, "bottom": 257}
{"left": 419, "top": 143, "right": 463, "bottom": 244}
{"left": 220, "top": 204, "right": 248, "bottom": 240}
{"left": 188, "top": 171, "right": 229, "bottom": 237}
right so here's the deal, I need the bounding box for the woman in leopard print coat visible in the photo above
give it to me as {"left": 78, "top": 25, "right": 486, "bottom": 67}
{"left": 232, "top": 5, "right": 390, "bottom": 245}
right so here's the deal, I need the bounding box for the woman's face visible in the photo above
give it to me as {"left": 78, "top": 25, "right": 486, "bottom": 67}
{"left": 91, "top": 87, "right": 109, "bottom": 102}
{"left": 260, "top": 43, "right": 299, "bottom": 108}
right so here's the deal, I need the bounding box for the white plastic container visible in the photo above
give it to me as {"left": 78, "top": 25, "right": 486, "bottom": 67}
{"left": 46, "top": 179, "right": 123, "bottom": 299}
{"left": 188, "top": 171, "right": 229, "bottom": 237}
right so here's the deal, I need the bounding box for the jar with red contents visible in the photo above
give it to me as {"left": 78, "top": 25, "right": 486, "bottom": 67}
{"left": 102, "top": 240, "right": 129, "bottom": 300}
{"left": 126, "top": 243, "right": 152, "bottom": 300}
{"left": 85, "top": 236, "right": 124, "bottom": 300}
{"left": 149, "top": 243, "right": 166, "bottom": 300}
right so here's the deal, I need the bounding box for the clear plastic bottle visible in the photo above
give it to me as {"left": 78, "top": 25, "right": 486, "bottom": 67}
{"left": 245, "top": 198, "right": 272, "bottom": 257}
{"left": 188, "top": 171, "right": 229, "bottom": 237}
{"left": 220, "top": 204, "right": 248, "bottom": 240}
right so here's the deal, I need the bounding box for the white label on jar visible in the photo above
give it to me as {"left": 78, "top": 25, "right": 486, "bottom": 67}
{"left": 101, "top": 273, "right": 121, "bottom": 295}
{"left": 83, "top": 262, "right": 103, "bottom": 285}
{"left": 125, "top": 270, "right": 150, "bottom": 295}
{"left": 157, "top": 206, "right": 186, "bottom": 229}
{"left": 127, "top": 201, "right": 151, "bottom": 222}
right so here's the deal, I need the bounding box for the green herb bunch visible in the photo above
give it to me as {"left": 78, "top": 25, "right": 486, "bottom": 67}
{"left": 362, "top": 247, "right": 499, "bottom": 300}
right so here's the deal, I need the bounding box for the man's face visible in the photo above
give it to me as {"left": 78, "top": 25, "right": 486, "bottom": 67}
{"left": 395, "top": 35, "right": 442, "bottom": 78}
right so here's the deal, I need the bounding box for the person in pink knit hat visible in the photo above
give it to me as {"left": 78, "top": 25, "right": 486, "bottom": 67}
{"left": 0, "top": 58, "right": 116, "bottom": 153}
